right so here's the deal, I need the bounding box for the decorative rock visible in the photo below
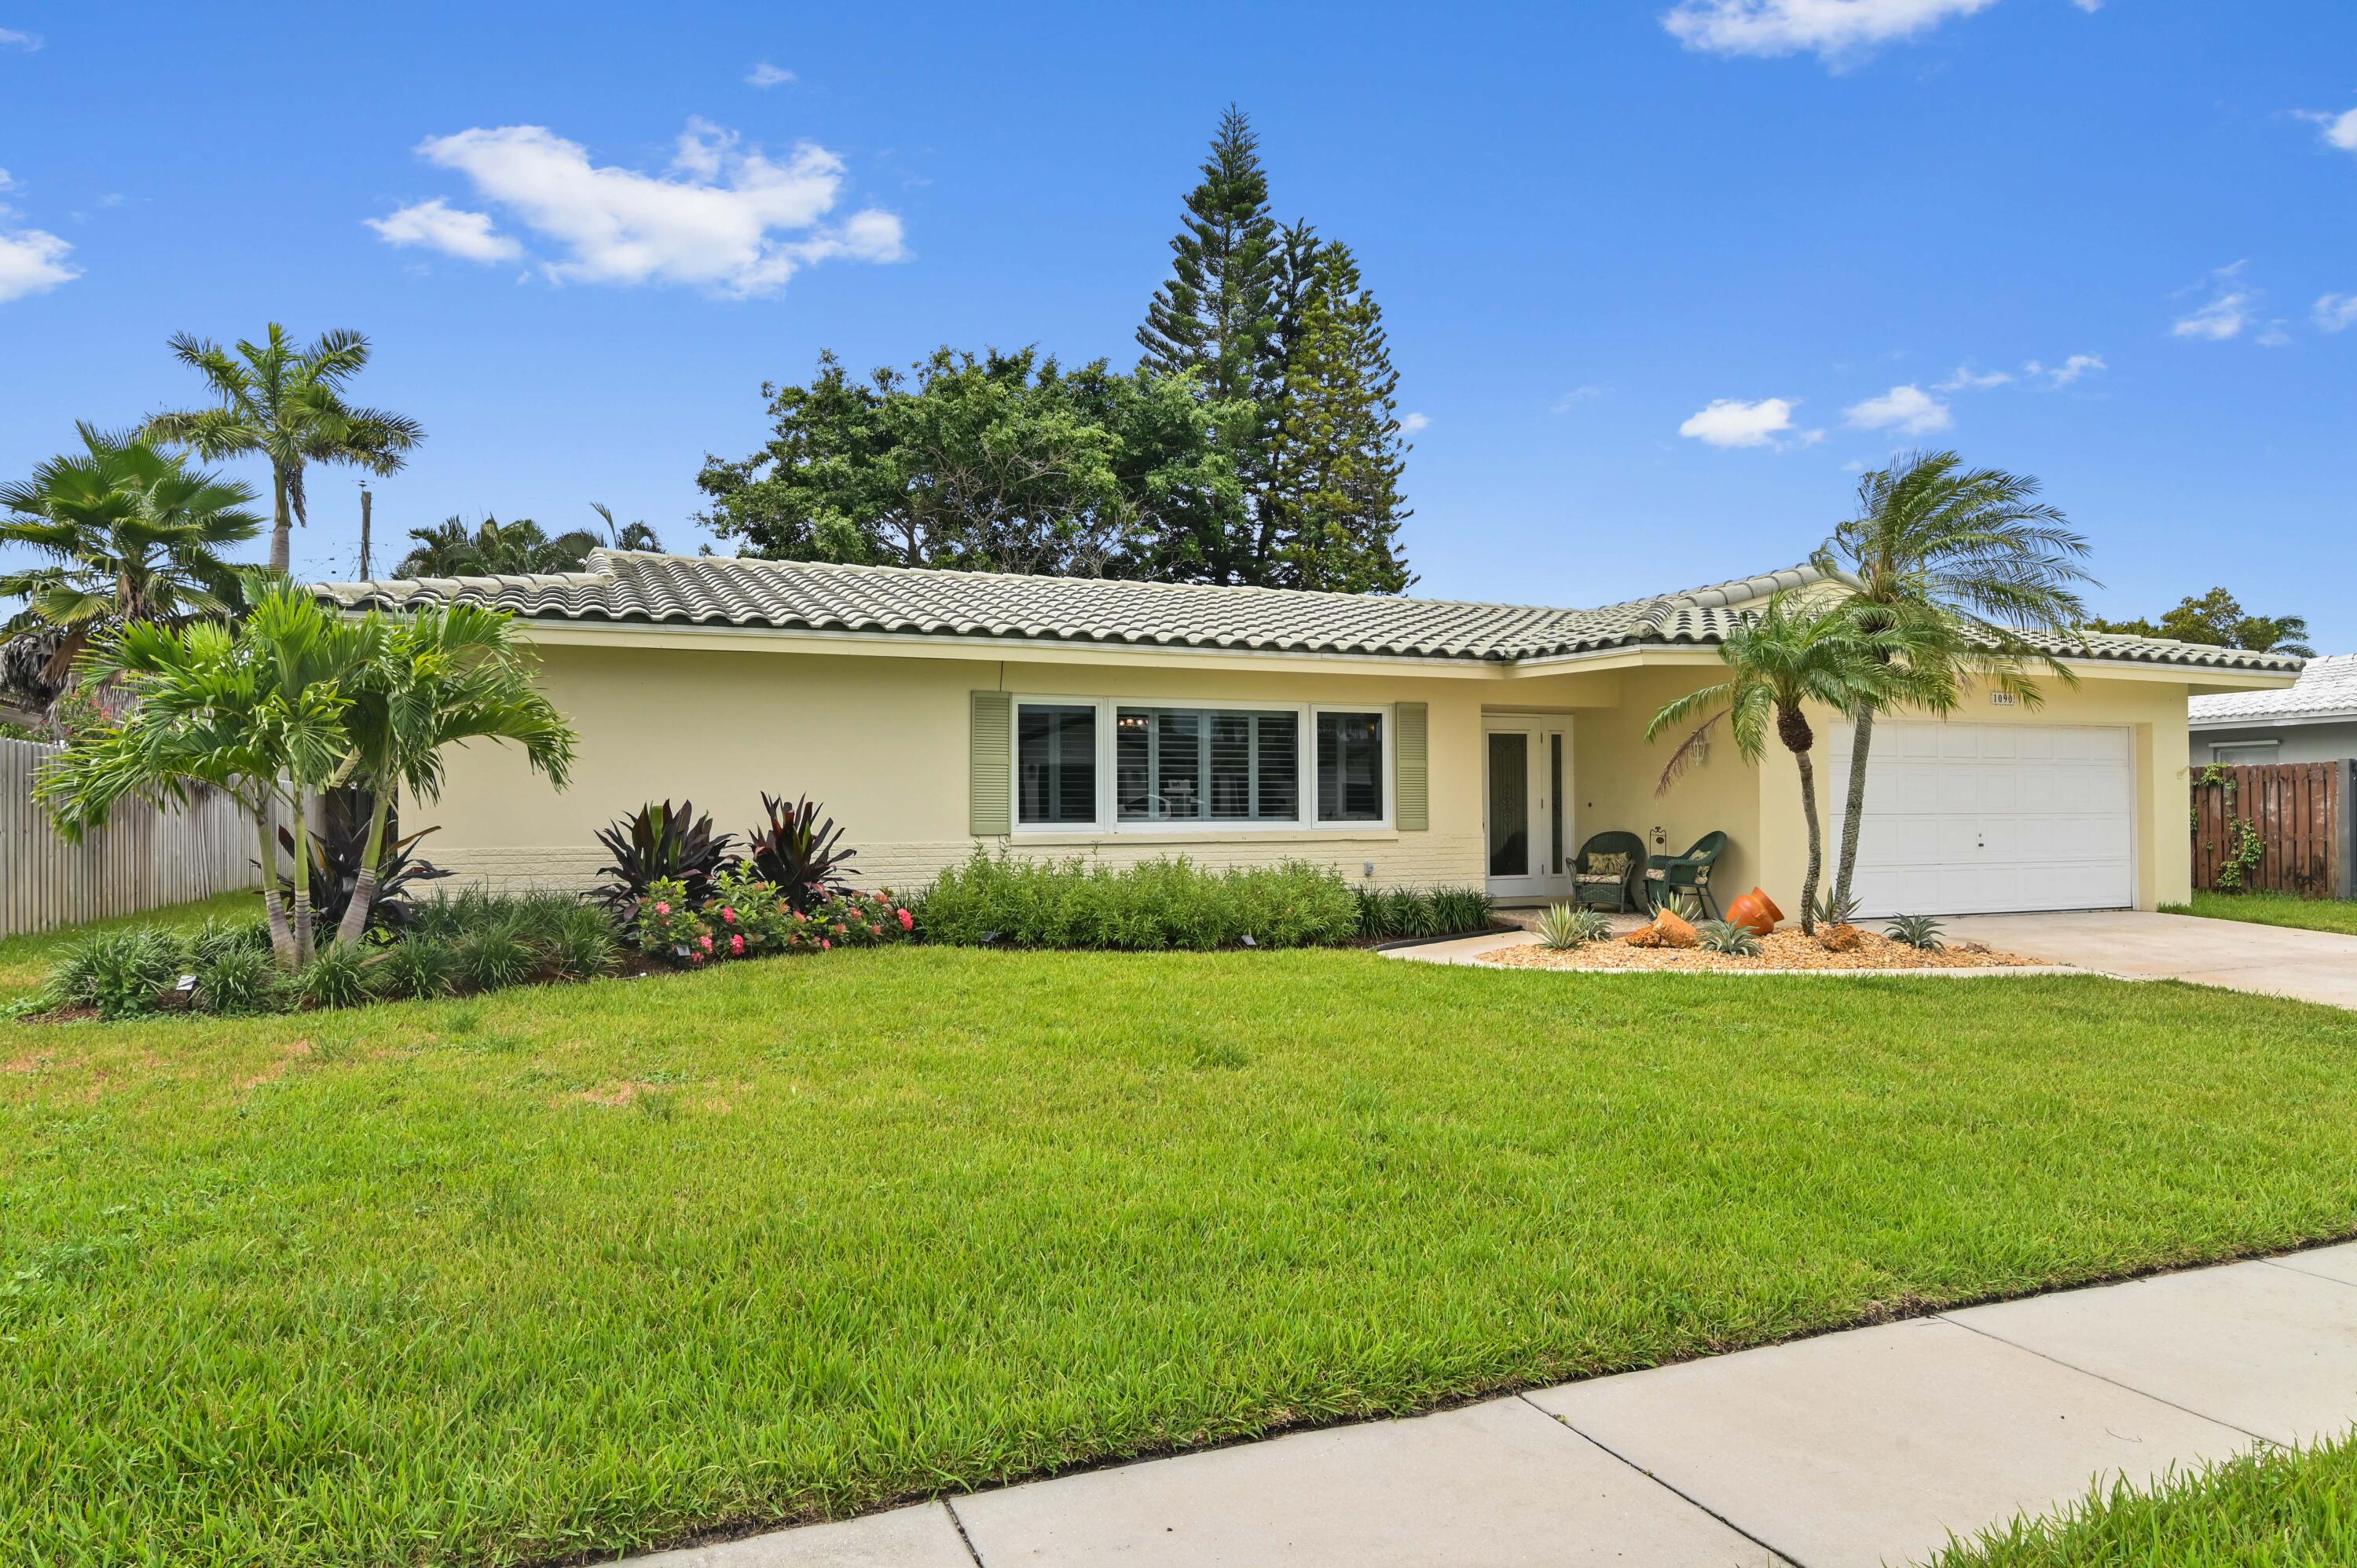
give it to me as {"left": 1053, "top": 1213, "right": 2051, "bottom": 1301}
{"left": 1817, "top": 921, "right": 1863, "bottom": 952}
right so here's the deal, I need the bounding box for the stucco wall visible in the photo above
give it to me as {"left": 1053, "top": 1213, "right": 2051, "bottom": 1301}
{"left": 411, "top": 634, "right": 2199, "bottom": 914}
{"left": 2191, "top": 720, "right": 2357, "bottom": 767}
{"left": 416, "top": 641, "right": 1494, "bottom": 893}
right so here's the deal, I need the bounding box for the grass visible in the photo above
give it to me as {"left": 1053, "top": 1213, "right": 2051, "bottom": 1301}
{"left": 1930, "top": 1431, "right": 2357, "bottom": 1566}
{"left": 0, "top": 889, "right": 262, "bottom": 998}
{"left": 2161, "top": 889, "right": 2357, "bottom": 936}
{"left": 6, "top": 940, "right": 2357, "bottom": 1566}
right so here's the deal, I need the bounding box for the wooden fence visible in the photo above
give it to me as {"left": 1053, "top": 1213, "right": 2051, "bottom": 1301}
{"left": 1, "top": 738, "right": 268, "bottom": 939}
{"left": 2190, "top": 759, "right": 2355, "bottom": 899}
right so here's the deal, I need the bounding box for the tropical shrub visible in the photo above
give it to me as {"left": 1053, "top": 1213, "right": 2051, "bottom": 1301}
{"left": 1886, "top": 914, "right": 1946, "bottom": 951}
{"left": 284, "top": 940, "right": 370, "bottom": 1010}
{"left": 1696, "top": 919, "right": 1765, "bottom": 957}
{"left": 49, "top": 929, "right": 189, "bottom": 1019}
{"left": 915, "top": 851, "right": 1359, "bottom": 951}
{"left": 188, "top": 914, "right": 271, "bottom": 967}
{"left": 1536, "top": 903, "right": 1611, "bottom": 951}
{"left": 590, "top": 800, "right": 736, "bottom": 911}
{"left": 744, "top": 794, "right": 855, "bottom": 911}
{"left": 1353, "top": 884, "right": 1493, "bottom": 940}
{"left": 454, "top": 918, "right": 540, "bottom": 990}
{"left": 545, "top": 901, "right": 620, "bottom": 980}
{"left": 635, "top": 877, "right": 715, "bottom": 964}
{"left": 369, "top": 936, "right": 456, "bottom": 1000}
{"left": 1429, "top": 887, "right": 1495, "bottom": 936}
{"left": 192, "top": 945, "right": 277, "bottom": 1015}
{"left": 271, "top": 786, "right": 451, "bottom": 936}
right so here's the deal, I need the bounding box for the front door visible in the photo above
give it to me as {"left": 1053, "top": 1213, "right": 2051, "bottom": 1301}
{"left": 1484, "top": 718, "right": 1571, "bottom": 902}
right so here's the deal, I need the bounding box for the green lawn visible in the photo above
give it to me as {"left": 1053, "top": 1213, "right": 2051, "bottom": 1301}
{"left": 2161, "top": 890, "right": 2357, "bottom": 936}
{"left": 1930, "top": 1431, "right": 2357, "bottom": 1566}
{"left": 7, "top": 941, "right": 2357, "bottom": 1566}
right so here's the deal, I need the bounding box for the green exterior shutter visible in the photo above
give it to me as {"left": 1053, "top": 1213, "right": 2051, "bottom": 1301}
{"left": 970, "top": 691, "right": 1013, "bottom": 837}
{"left": 1395, "top": 702, "right": 1428, "bottom": 831}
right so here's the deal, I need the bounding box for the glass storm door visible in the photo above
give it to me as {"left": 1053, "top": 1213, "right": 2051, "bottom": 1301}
{"left": 1484, "top": 718, "right": 1571, "bottom": 901}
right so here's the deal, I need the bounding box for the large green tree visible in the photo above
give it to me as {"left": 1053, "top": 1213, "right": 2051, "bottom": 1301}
{"left": 0, "top": 427, "right": 262, "bottom": 705}
{"left": 1264, "top": 239, "right": 1413, "bottom": 592}
{"left": 1813, "top": 451, "right": 2095, "bottom": 911}
{"left": 144, "top": 324, "right": 423, "bottom": 574}
{"left": 695, "top": 348, "right": 1234, "bottom": 577}
{"left": 2085, "top": 588, "right": 2315, "bottom": 658}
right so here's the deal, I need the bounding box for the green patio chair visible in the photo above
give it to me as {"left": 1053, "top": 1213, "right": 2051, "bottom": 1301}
{"left": 1646, "top": 831, "right": 1728, "bottom": 921}
{"left": 1570, "top": 831, "right": 1647, "bottom": 913}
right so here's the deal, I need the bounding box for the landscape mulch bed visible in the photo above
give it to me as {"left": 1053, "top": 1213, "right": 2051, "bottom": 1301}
{"left": 1480, "top": 928, "right": 2049, "bottom": 973}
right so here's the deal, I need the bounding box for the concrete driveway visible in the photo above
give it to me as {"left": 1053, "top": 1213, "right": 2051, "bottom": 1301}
{"left": 1945, "top": 910, "right": 2357, "bottom": 1010}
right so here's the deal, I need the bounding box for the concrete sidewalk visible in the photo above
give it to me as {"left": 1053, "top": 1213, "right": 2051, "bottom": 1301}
{"left": 627, "top": 1243, "right": 2357, "bottom": 1568}
{"left": 1945, "top": 910, "right": 2357, "bottom": 1009}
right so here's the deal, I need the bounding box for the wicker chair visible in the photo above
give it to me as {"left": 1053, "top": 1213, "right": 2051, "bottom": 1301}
{"left": 1569, "top": 831, "right": 1647, "bottom": 913}
{"left": 1645, "top": 831, "right": 1729, "bottom": 920}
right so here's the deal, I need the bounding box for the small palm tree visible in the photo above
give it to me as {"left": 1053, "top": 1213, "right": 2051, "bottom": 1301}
{"left": 392, "top": 515, "right": 602, "bottom": 577}
{"left": 144, "top": 324, "right": 424, "bottom": 575}
{"left": 39, "top": 584, "right": 364, "bottom": 966}
{"left": 1, "top": 426, "right": 262, "bottom": 662}
{"left": 1813, "top": 451, "right": 2095, "bottom": 910}
{"left": 333, "top": 603, "right": 575, "bottom": 944}
{"left": 1647, "top": 596, "right": 1906, "bottom": 934}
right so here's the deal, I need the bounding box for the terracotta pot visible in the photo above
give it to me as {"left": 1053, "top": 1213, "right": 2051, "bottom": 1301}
{"left": 1725, "top": 887, "right": 1782, "bottom": 936}
{"left": 1626, "top": 908, "right": 1699, "bottom": 949}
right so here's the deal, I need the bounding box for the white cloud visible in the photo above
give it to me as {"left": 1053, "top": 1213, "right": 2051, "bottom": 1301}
{"left": 0, "top": 167, "right": 12, "bottom": 192}
{"left": 1661, "top": 0, "right": 1998, "bottom": 64}
{"left": 365, "top": 197, "right": 523, "bottom": 263}
{"left": 2173, "top": 291, "right": 2255, "bottom": 340}
{"left": 0, "top": 225, "right": 77, "bottom": 302}
{"left": 2315, "top": 294, "right": 2357, "bottom": 333}
{"left": 1398, "top": 412, "right": 1430, "bottom": 434}
{"left": 2069, "top": 0, "right": 2100, "bottom": 9}
{"left": 746, "top": 61, "right": 796, "bottom": 87}
{"left": 2297, "top": 107, "right": 2357, "bottom": 154}
{"left": 396, "top": 120, "right": 905, "bottom": 296}
{"left": 1550, "top": 384, "right": 1605, "bottom": 412}
{"left": 1679, "top": 396, "right": 1817, "bottom": 449}
{"left": 0, "top": 27, "right": 40, "bottom": 50}
{"left": 1844, "top": 383, "right": 1952, "bottom": 434}
{"left": 1934, "top": 362, "right": 2013, "bottom": 390}
{"left": 2027, "top": 353, "right": 2105, "bottom": 386}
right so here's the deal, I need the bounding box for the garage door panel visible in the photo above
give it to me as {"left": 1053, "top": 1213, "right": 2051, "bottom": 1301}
{"left": 1828, "top": 721, "right": 2133, "bottom": 918}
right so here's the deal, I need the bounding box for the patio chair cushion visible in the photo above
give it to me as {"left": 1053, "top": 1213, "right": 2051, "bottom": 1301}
{"left": 1583, "top": 852, "right": 1630, "bottom": 878}
{"left": 1574, "top": 872, "right": 1623, "bottom": 884}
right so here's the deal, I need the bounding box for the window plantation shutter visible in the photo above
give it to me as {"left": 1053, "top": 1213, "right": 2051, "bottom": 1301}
{"left": 971, "top": 691, "right": 1013, "bottom": 836}
{"left": 1395, "top": 702, "right": 1428, "bottom": 830}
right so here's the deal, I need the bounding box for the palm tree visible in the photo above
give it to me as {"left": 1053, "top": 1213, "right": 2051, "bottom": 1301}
{"left": 1, "top": 427, "right": 262, "bottom": 719}
{"left": 1813, "top": 451, "right": 2095, "bottom": 911}
{"left": 1646, "top": 596, "right": 1911, "bottom": 934}
{"left": 590, "top": 502, "right": 664, "bottom": 553}
{"left": 392, "top": 515, "right": 602, "bottom": 577}
{"left": 38, "top": 584, "right": 364, "bottom": 966}
{"left": 143, "top": 324, "right": 424, "bottom": 574}
{"left": 333, "top": 603, "right": 574, "bottom": 944}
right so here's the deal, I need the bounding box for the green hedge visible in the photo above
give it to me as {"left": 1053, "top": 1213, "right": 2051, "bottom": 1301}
{"left": 914, "top": 852, "right": 1363, "bottom": 950}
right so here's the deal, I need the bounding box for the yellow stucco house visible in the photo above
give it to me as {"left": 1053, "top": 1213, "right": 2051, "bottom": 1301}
{"left": 321, "top": 551, "right": 2300, "bottom": 918}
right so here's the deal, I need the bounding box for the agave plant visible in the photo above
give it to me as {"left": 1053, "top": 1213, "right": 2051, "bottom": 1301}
{"left": 1536, "top": 903, "right": 1611, "bottom": 951}
{"left": 590, "top": 800, "right": 738, "bottom": 911}
{"left": 745, "top": 793, "right": 855, "bottom": 912}
{"left": 272, "top": 786, "right": 452, "bottom": 939}
{"left": 1885, "top": 913, "right": 1946, "bottom": 951}
{"left": 1808, "top": 892, "right": 1862, "bottom": 930}
{"left": 1696, "top": 919, "right": 1765, "bottom": 957}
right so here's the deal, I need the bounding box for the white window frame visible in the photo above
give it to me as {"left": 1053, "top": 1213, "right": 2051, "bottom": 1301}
{"left": 2209, "top": 738, "right": 2280, "bottom": 764}
{"left": 1009, "top": 695, "right": 1394, "bottom": 835}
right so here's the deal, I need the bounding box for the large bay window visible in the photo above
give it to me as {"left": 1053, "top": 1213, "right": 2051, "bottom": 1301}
{"left": 1014, "top": 698, "right": 1386, "bottom": 832}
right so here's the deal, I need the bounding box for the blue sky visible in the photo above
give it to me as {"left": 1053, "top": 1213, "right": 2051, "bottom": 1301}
{"left": 2, "top": 1, "right": 2352, "bottom": 642}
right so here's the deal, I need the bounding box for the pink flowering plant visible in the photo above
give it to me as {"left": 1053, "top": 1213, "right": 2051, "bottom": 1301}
{"left": 635, "top": 877, "right": 713, "bottom": 964}
{"left": 709, "top": 866, "right": 796, "bottom": 954}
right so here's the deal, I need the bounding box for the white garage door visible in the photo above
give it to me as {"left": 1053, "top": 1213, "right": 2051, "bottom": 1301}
{"left": 1827, "top": 721, "right": 2135, "bottom": 918}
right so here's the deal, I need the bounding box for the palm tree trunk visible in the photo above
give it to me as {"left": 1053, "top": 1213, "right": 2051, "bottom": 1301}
{"left": 290, "top": 785, "right": 314, "bottom": 965}
{"left": 269, "top": 467, "right": 292, "bottom": 575}
{"left": 1831, "top": 701, "right": 1876, "bottom": 911}
{"left": 335, "top": 786, "right": 393, "bottom": 948}
{"left": 254, "top": 809, "right": 297, "bottom": 969}
{"left": 1794, "top": 746, "right": 1824, "bottom": 936}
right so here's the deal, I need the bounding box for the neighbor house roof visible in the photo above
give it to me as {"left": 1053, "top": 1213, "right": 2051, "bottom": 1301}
{"left": 316, "top": 551, "right": 2304, "bottom": 673}
{"left": 2190, "top": 652, "right": 2357, "bottom": 725}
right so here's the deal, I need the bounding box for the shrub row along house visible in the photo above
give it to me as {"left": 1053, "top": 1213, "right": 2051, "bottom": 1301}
{"left": 317, "top": 551, "right": 2298, "bottom": 919}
